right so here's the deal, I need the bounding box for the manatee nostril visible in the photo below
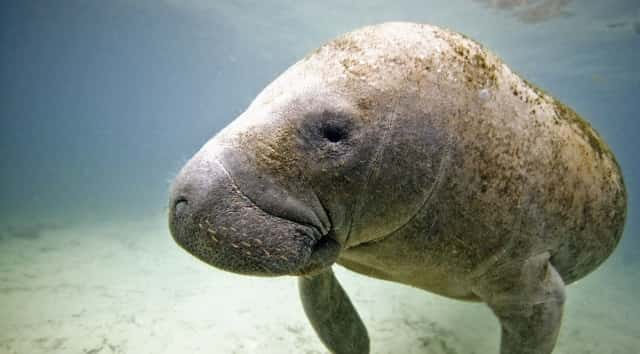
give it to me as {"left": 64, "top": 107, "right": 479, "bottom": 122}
{"left": 173, "top": 197, "right": 189, "bottom": 217}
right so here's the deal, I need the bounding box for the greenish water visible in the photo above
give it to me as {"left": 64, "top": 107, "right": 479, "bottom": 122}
{"left": 1, "top": 1, "right": 638, "bottom": 353}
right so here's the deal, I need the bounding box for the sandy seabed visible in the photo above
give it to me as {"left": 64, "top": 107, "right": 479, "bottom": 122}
{"left": 0, "top": 213, "right": 637, "bottom": 354}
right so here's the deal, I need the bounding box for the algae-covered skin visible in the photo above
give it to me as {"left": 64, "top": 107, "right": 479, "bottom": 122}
{"left": 168, "top": 22, "right": 627, "bottom": 354}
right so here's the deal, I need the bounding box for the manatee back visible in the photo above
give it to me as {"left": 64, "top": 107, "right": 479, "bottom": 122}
{"left": 394, "top": 23, "right": 628, "bottom": 282}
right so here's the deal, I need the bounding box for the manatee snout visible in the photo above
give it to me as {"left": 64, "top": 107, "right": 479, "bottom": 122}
{"left": 168, "top": 146, "right": 339, "bottom": 276}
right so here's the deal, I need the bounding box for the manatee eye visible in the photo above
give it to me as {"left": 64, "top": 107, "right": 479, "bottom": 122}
{"left": 321, "top": 124, "right": 348, "bottom": 143}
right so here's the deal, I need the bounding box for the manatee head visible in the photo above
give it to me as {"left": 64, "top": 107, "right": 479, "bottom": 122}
{"left": 168, "top": 23, "right": 454, "bottom": 276}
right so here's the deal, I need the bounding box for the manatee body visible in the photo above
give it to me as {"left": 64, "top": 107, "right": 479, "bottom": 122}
{"left": 168, "top": 22, "right": 627, "bottom": 354}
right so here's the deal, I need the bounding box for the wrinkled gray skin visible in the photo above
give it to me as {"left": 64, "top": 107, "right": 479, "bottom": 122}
{"left": 168, "top": 22, "right": 627, "bottom": 354}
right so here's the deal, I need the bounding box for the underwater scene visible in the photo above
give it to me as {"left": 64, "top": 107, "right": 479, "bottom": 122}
{"left": 1, "top": 1, "right": 639, "bottom": 353}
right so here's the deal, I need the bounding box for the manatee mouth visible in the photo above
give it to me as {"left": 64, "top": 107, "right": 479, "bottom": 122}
{"left": 168, "top": 151, "right": 339, "bottom": 276}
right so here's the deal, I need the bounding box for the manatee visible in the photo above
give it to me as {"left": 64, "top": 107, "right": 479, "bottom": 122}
{"left": 168, "top": 22, "right": 627, "bottom": 354}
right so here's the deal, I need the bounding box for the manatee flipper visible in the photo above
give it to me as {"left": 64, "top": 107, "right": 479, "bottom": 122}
{"left": 473, "top": 252, "right": 566, "bottom": 354}
{"left": 299, "top": 268, "right": 370, "bottom": 354}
